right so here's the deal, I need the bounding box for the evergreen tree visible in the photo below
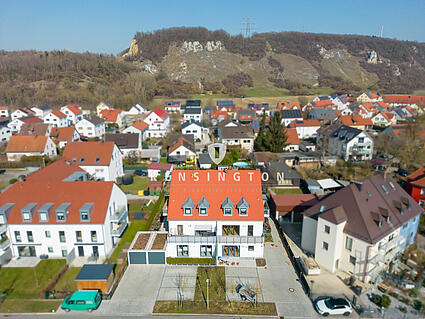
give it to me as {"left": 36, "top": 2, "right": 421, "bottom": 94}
{"left": 266, "top": 111, "right": 288, "bottom": 153}
{"left": 254, "top": 111, "right": 267, "bottom": 151}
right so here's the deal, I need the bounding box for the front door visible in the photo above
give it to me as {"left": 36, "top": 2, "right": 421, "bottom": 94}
{"left": 18, "top": 246, "right": 36, "bottom": 257}
{"left": 78, "top": 246, "right": 84, "bottom": 257}
{"left": 92, "top": 246, "right": 99, "bottom": 257}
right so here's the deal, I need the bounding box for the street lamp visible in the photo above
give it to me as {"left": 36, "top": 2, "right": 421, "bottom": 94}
{"left": 206, "top": 279, "right": 210, "bottom": 309}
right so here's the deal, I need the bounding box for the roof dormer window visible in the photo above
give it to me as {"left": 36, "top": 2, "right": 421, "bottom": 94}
{"left": 236, "top": 197, "right": 250, "bottom": 216}
{"left": 221, "top": 197, "right": 234, "bottom": 216}
{"left": 80, "top": 203, "right": 93, "bottom": 222}
{"left": 21, "top": 203, "right": 37, "bottom": 222}
{"left": 197, "top": 196, "right": 210, "bottom": 216}
{"left": 56, "top": 203, "right": 70, "bottom": 222}
{"left": 38, "top": 203, "right": 53, "bottom": 223}
{"left": 182, "top": 197, "right": 195, "bottom": 216}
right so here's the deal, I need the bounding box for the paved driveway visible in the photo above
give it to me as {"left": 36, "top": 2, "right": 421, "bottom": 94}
{"left": 98, "top": 265, "right": 165, "bottom": 315}
{"left": 225, "top": 267, "right": 262, "bottom": 302}
{"left": 157, "top": 266, "right": 197, "bottom": 301}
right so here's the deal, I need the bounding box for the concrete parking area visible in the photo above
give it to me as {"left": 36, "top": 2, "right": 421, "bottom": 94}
{"left": 0, "top": 168, "right": 32, "bottom": 187}
{"left": 97, "top": 265, "right": 165, "bottom": 315}
{"left": 157, "top": 265, "right": 197, "bottom": 301}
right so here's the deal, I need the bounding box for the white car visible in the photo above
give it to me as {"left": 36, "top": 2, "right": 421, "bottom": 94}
{"left": 314, "top": 297, "right": 352, "bottom": 316}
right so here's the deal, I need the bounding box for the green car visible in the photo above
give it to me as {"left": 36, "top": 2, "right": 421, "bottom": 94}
{"left": 61, "top": 290, "right": 101, "bottom": 312}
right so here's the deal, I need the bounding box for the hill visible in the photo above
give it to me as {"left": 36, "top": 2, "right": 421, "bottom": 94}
{"left": 124, "top": 27, "right": 425, "bottom": 94}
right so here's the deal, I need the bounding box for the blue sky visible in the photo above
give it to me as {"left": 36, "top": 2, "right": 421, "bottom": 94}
{"left": 1, "top": 0, "right": 424, "bottom": 54}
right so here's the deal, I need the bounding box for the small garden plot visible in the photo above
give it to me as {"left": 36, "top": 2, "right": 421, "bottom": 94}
{"left": 54, "top": 267, "right": 81, "bottom": 293}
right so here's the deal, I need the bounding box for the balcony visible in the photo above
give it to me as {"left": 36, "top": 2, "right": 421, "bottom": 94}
{"left": 167, "top": 235, "right": 217, "bottom": 244}
{"left": 217, "top": 235, "right": 264, "bottom": 244}
{"left": 111, "top": 222, "right": 127, "bottom": 237}
{"left": 0, "top": 224, "right": 6, "bottom": 235}
{"left": 110, "top": 206, "right": 128, "bottom": 222}
{"left": 0, "top": 237, "right": 10, "bottom": 251}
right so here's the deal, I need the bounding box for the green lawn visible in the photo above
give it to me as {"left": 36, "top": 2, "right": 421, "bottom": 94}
{"left": 107, "top": 192, "right": 165, "bottom": 264}
{"left": 154, "top": 266, "right": 277, "bottom": 316}
{"left": 160, "top": 157, "right": 168, "bottom": 163}
{"left": 54, "top": 267, "right": 80, "bottom": 292}
{"left": 191, "top": 93, "right": 231, "bottom": 99}
{"left": 0, "top": 299, "right": 61, "bottom": 313}
{"left": 119, "top": 176, "right": 149, "bottom": 194}
{"left": 271, "top": 187, "right": 303, "bottom": 195}
{"left": 0, "top": 259, "right": 66, "bottom": 299}
{"left": 243, "top": 86, "right": 290, "bottom": 97}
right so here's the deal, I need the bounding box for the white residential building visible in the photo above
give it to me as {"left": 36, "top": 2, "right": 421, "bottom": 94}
{"left": 183, "top": 107, "right": 203, "bottom": 122}
{"left": 61, "top": 105, "right": 84, "bottom": 125}
{"left": 31, "top": 106, "right": 52, "bottom": 119}
{"left": 0, "top": 125, "right": 11, "bottom": 143}
{"left": 62, "top": 141, "right": 123, "bottom": 182}
{"left": 44, "top": 111, "right": 68, "bottom": 128}
{"left": 181, "top": 120, "right": 207, "bottom": 142}
{"left": 0, "top": 106, "right": 10, "bottom": 118}
{"left": 165, "top": 170, "right": 265, "bottom": 259}
{"left": 0, "top": 181, "right": 128, "bottom": 259}
{"left": 147, "top": 163, "right": 173, "bottom": 181}
{"left": 288, "top": 120, "right": 321, "bottom": 139}
{"left": 75, "top": 116, "right": 105, "bottom": 138}
{"left": 328, "top": 125, "right": 373, "bottom": 161}
{"left": 144, "top": 108, "right": 170, "bottom": 138}
{"left": 219, "top": 124, "right": 254, "bottom": 152}
{"left": 280, "top": 109, "right": 303, "bottom": 126}
{"left": 96, "top": 101, "right": 114, "bottom": 116}
{"left": 301, "top": 174, "right": 421, "bottom": 283}
{"left": 123, "top": 120, "right": 149, "bottom": 142}
{"left": 127, "top": 103, "right": 147, "bottom": 115}
{"left": 11, "top": 108, "right": 34, "bottom": 120}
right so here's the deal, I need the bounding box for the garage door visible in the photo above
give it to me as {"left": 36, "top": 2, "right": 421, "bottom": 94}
{"left": 128, "top": 251, "right": 146, "bottom": 264}
{"left": 148, "top": 252, "right": 165, "bottom": 264}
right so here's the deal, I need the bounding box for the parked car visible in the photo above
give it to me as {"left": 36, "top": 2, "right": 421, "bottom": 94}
{"left": 397, "top": 168, "right": 409, "bottom": 177}
{"left": 236, "top": 284, "right": 256, "bottom": 302}
{"left": 61, "top": 290, "right": 101, "bottom": 312}
{"left": 314, "top": 297, "right": 352, "bottom": 316}
{"left": 0, "top": 169, "right": 5, "bottom": 174}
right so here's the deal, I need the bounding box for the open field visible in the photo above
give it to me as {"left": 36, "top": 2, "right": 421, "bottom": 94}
{"left": 54, "top": 267, "right": 80, "bottom": 292}
{"left": 0, "top": 299, "right": 61, "bottom": 313}
{"left": 119, "top": 176, "right": 149, "bottom": 195}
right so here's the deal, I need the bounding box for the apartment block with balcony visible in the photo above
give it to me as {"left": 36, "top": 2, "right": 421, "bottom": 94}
{"left": 327, "top": 125, "right": 373, "bottom": 161}
{"left": 164, "top": 170, "right": 265, "bottom": 260}
{"left": 301, "top": 174, "right": 421, "bottom": 283}
{"left": 0, "top": 180, "right": 128, "bottom": 261}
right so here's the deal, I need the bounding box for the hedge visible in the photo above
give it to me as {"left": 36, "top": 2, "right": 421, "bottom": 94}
{"left": 41, "top": 264, "right": 69, "bottom": 298}
{"left": 166, "top": 257, "right": 216, "bottom": 265}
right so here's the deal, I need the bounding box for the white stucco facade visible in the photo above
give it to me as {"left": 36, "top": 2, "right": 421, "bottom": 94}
{"left": 76, "top": 119, "right": 105, "bottom": 138}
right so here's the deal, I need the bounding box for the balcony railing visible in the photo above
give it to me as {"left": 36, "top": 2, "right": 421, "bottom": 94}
{"left": 112, "top": 222, "right": 127, "bottom": 237}
{"left": 0, "top": 238, "right": 10, "bottom": 251}
{"left": 110, "top": 206, "right": 128, "bottom": 222}
{"left": 167, "top": 235, "right": 217, "bottom": 244}
{"left": 218, "top": 235, "right": 264, "bottom": 244}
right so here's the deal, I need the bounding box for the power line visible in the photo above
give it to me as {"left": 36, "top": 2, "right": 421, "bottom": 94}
{"left": 241, "top": 16, "right": 256, "bottom": 37}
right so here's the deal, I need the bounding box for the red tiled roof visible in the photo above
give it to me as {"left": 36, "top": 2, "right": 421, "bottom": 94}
{"left": 152, "top": 108, "right": 169, "bottom": 120}
{"left": 285, "top": 128, "right": 300, "bottom": 145}
{"left": 100, "top": 109, "right": 123, "bottom": 122}
{"left": 20, "top": 116, "right": 43, "bottom": 124}
{"left": 272, "top": 194, "right": 319, "bottom": 211}
{"left": 361, "top": 102, "right": 378, "bottom": 113}
{"left": 211, "top": 110, "right": 228, "bottom": 119}
{"left": 51, "top": 110, "right": 66, "bottom": 118}
{"left": 288, "top": 120, "right": 320, "bottom": 127}
{"left": 384, "top": 95, "right": 425, "bottom": 106}
{"left": 25, "top": 159, "right": 85, "bottom": 182}
{"left": 6, "top": 135, "right": 48, "bottom": 153}
{"left": 0, "top": 181, "right": 114, "bottom": 225}
{"left": 50, "top": 126, "right": 76, "bottom": 142}
{"left": 132, "top": 120, "right": 149, "bottom": 131}
{"left": 62, "top": 141, "right": 115, "bottom": 166}
{"left": 352, "top": 115, "right": 373, "bottom": 126}
{"left": 167, "top": 170, "right": 263, "bottom": 221}
{"left": 148, "top": 180, "right": 163, "bottom": 190}
{"left": 407, "top": 168, "right": 425, "bottom": 187}
{"left": 278, "top": 101, "right": 301, "bottom": 110}
{"left": 148, "top": 162, "right": 172, "bottom": 171}
{"left": 340, "top": 115, "right": 354, "bottom": 126}
{"left": 65, "top": 104, "right": 83, "bottom": 115}
{"left": 311, "top": 100, "right": 334, "bottom": 108}
{"left": 381, "top": 111, "right": 395, "bottom": 121}
{"left": 0, "top": 106, "right": 9, "bottom": 110}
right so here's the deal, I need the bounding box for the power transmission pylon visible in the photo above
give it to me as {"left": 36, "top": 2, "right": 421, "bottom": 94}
{"left": 241, "top": 16, "right": 256, "bottom": 37}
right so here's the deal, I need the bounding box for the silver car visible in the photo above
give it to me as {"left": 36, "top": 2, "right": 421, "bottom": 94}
{"left": 314, "top": 297, "right": 352, "bottom": 316}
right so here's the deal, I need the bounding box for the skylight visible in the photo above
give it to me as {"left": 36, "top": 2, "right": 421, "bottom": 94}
{"left": 381, "top": 185, "right": 388, "bottom": 193}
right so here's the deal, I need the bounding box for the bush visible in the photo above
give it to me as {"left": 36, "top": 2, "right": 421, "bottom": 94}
{"left": 373, "top": 294, "right": 391, "bottom": 308}
{"left": 413, "top": 299, "right": 423, "bottom": 311}
{"left": 166, "top": 257, "right": 216, "bottom": 265}
{"left": 9, "top": 178, "right": 17, "bottom": 184}
{"left": 409, "top": 288, "right": 419, "bottom": 297}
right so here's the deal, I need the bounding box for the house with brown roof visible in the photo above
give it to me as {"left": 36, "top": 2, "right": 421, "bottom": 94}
{"left": 147, "top": 162, "right": 173, "bottom": 181}
{"left": 61, "top": 104, "right": 84, "bottom": 125}
{"left": 357, "top": 91, "right": 382, "bottom": 103}
{"left": 219, "top": 123, "right": 254, "bottom": 152}
{"left": 406, "top": 168, "right": 425, "bottom": 207}
{"left": 62, "top": 141, "right": 123, "bottom": 182}
{"left": 0, "top": 179, "right": 128, "bottom": 260}
{"left": 6, "top": 135, "right": 57, "bottom": 161}
{"left": 7, "top": 116, "right": 43, "bottom": 133}
{"left": 17, "top": 123, "right": 51, "bottom": 137}
{"left": 167, "top": 136, "right": 196, "bottom": 164}
{"left": 50, "top": 126, "right": 80, "bottom": 149}
{"left": 164, "top": 170, "right": 265, "bottom": 259}
{"left": 301, "top": 174, "right": 422, "bottom": 282}
{"left": 123, "top": 120, "right": 149, "bottom": 141}
{"left": 0, "top": 106, "right": 10, "bottom": 118}
{"left": 270, "top": 194, "right": 319, "bottom": 221}
{"left": 105, "top": 133, "right": 141, "bottom": 157}
{"left": 100, "top": 109, "right": 126, "bottom": 128}
{"left": 283, "top": 128, "right": 300, "bottom": 152}
{"left": 25, "top": 159, "right": 88, "bottom": 182}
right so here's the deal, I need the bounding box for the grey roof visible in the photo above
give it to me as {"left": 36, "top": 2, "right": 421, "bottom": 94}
{"left": 185, "top": 107, "right": 202, "bottom": 115}
{"left": 75, "top": 264, "right": 114, "bottom": 281}
{"left": 308, "top": 108, "right": 336, "bottom": 120}
{"left": 181, "top": 120, "right": 203, "bottom": 130}
{"left": 236, "top": 197, "right": 250, "bottom": 208}
{"left": 330, "top": 125, "right": 362, "bottom": 142}
{"left": 305, "top": 178, "right": 321, "bottom": 187}
{"left": 182, "top": 197, "right": 195, "bottom": 209}
{"left": 39, "top": 203, "right": 54, "bottom": 213}
{"left": 281, "top": 109, "right": 302, "bottom": 119}
{"left": 197, "top": 196, "right": 210, "bottom": 208}
{"left": 85, "top": 116, "right": 104, "bottom": 125}
{"left": 221, "top": 197, "right": 234, "bottom": 209}
{"left": 17, "top": 123, "right": 50, "bottom": 137}
{"left": 237, "top": 109, "right": 256, "bottom": 118}
{"left": 105, "top": 133, "right": 139, "bottom": 149}
{"left": 198, "top": 153, "right": 213, "bottom": 165}
{"left": 264, "top": 161, "right": 301, "bottom": 180}
{"left": 220, "top": 125, "right": 254, "bottom": 139}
